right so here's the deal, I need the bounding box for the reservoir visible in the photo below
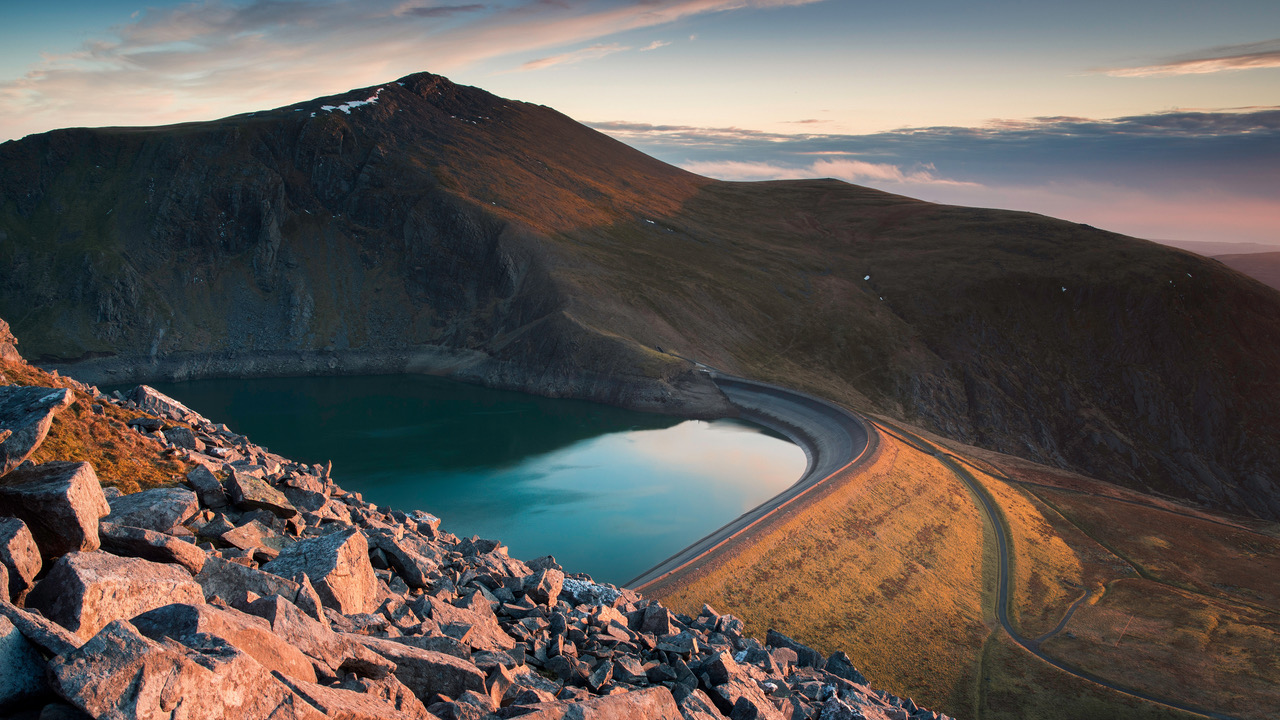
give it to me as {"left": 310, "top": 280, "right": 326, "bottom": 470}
{"left": 143, "top": 374, "right": 806, "bottom": 585}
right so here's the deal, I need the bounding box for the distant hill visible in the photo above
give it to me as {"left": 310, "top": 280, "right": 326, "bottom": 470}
{"left": 1154, "top": 239, "right": 1280, "bottom": 257}
{"left": 3, "top": 72, "right": 1279, "bottom": 521}
{"left": 1214, "top": 252, "right": 1280, "bottom": 293}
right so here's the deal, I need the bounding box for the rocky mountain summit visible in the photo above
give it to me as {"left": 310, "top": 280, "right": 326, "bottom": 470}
{"left": 0, "top": 328, "right": 945, "bottom": 720}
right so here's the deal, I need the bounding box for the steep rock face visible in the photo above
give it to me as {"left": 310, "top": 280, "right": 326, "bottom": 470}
{"left": 0, "top": 73, "right": 725, "bottom": 419}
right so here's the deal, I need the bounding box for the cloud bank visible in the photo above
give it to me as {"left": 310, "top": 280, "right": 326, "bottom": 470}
{"left": 593, "top": 108, "right": 1280, "bottom": 246}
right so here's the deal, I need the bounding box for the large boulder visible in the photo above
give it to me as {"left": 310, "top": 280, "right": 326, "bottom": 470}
{"left": 263, "top": 528, "right": 378, "bottom": 615}
{"left": 105, "top": 487, "right": 200, "bottom": 535}
{"left": 0, "top": 517, "right": 41, "bottom": 602}
{"left": 0, "top": 599, "right": 81, "bottom": 656}
{"left": 0, "top": 461, "right": 110, "bottom": 560}
{"left": 765, "top": 629, "right": 825, "bottom": 669}
{"left": 132, "top": 602, "right": 318, "bottom": 684}
{"left": 195, "top": 555, "right": 326, "bottom": 621}
{"left": 347, "top": 634, "right": 487, "bottom": 701}
{"left": 184, "top": 465, "right": 228, "bottom": 508}
{"left": 226, "top": 471, "right": 298, "bottom": 518}
{"left": 512, "top": 687, "right": 684, "bottom": 720}
{"left": 0, "top": 614, "right": 50, "bottom": 712}
{"left": 244, "top": 594, "right": 393, "bottom": 679}
{"left": 48, "top": 620, "right": 324, "bottom": 720}
{"left": 0, "top": 386, "right": 73, "bottom": 476}
{"left": 429, "top": 596, "right": 517, "bottom": 653}
{"left": 25, "top": 551, "right": 205, "bottom": 640}
{"left": 98, "top": 522, "right": 207, "bottom": 575}
{"left": 274, "top": 674, "right": 431, "bottom": 720}
{"left": 130, "top": 385, "right": 208, "bottom": 424}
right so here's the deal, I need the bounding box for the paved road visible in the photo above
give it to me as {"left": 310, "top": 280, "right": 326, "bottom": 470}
{"left": 878, "top": 421, "right": 1241, "bottom": 720}
{"left": 625, "top": 372, "right": 873, "bottom": 590}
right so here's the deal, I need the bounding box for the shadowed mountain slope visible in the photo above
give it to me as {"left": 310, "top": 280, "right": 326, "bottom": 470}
{"left": 2, "top": 72, "right": 1278, "bottom": 520}
{"left": 1214, "top": 252, "right": 1280, "bottom": 293}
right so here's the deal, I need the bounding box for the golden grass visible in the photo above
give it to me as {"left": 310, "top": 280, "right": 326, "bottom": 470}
{"left": 2, "top": 358, "right": 189, "bottom": 492}
{"left": 947, "top": 455, "right": 1086, "bottom": 639}
{"left": 651, "top": 431, "right": 993, "bottom": 714}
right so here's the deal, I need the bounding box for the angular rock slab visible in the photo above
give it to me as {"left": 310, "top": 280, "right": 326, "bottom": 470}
{"left": 0, "top": 614, "right": 50, "bottom": 712}
{"left": 0, "top": 461, "right": 109, "bottom": 561}
{"left": 49, "top": 620, "right": 324, "bottom": 720}
{"left": 348, "top": 634, "right": 487, "bottom": 702}
{"left": 514, "top": 687, "right": 684, "bottom": 720}
{"left": 132, "top": 602, "right": 318, "bottom": 684}
{"left": 184, "top": 465, "right": 228, "bottom": 508}
{"left": 98, "top": 522, "right": 206, "bottom": 575}
{"left": 275, "top": 675, "right": 431, "bottom": 720}
{"left": 131, "top": 384, "right": 208, "bottom": 424}
{"left": 0, "top": 386, "right": 73, "bottom": 476}
{"left": 195, "top": 556, "right": 326, "bottom": 621}
{"left": 227, "top": 470, "right": 298, "bottom": 518}
{"left": 263, "top": 528, "right": 378, "bottom": 615}
{"left": 0, "top": 599, "right": 82, "bottom": 657}
{"left": 25, "top": 551, "right": 205, "bottom": 640}
{"left": 105, "top": 487, "right": 199, "bottom": 535}
{"left": 245, "top": 594, "right": 393, "bottom": 680}
{"left": 0, "top": 517, "right": 41, "bottom": 602}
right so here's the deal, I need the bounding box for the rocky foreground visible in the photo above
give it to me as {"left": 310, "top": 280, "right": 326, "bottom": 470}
{"left": 0, "top": 333, "right": 947, "bottom": 720}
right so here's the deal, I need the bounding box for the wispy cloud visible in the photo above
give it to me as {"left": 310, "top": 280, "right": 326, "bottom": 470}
{"left": 521, "top": 43, "right": 628, "bottom": 70}
{"left": 640, "top": 40, "right": 671, "bottom": 51}
{"left": 0, "top": 0, "right": 830, "bottom": 141}
{"left": 681, "top": 158, "right": 979, "bottom": 187}
{"left": 1100, "top": 38, "right": 1280, "bottom": 77}
{"left": 400, "top": 4, "right": 489, "bottom": 18}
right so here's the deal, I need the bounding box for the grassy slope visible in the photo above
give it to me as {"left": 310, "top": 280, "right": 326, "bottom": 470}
{"left": 652, "top": 408, "right": 1280, "bottom": 719}
{"left": 0, "top": 357, "right": 190, "bottom": 493}
{"left": 652, "top": 432, "right": 993, "bottom": 713}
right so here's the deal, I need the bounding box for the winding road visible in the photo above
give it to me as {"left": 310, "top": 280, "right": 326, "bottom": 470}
{"left": 629, "top": 370, "right": 1241, "bottom": 720}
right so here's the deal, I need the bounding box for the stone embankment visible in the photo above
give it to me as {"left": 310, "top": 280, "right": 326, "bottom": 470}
{"left": 0, "top": 333, "right": 948, "bottom": 719}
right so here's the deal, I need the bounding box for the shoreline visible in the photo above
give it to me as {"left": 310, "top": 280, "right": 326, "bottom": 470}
{"left": 625, "top": 371, "right": 875, "bottom": 590}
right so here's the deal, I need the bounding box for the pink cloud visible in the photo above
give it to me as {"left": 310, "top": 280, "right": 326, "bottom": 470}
{"left": 0, "top": 0, "right": 830, "bottom": 141}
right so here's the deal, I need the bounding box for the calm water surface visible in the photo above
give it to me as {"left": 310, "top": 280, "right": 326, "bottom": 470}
{"left": 145, "top": 375, "right": 806, "bottom": 584}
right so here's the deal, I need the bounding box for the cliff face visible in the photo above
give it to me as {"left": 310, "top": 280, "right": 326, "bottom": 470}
{"left": 3, "top": 72, "right": 1280, "bottom": 520}
{"left": 0, "top": 73, "right": 725, "bottom": 417}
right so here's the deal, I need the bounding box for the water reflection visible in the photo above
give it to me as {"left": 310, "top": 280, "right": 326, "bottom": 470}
{"left": 144, "top": 374, "right": 805, "bottom": 583}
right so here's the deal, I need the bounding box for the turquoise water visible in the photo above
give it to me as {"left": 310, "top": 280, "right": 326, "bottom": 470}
{"left": 144, "top": 374, "right": 806, "bottom": 584}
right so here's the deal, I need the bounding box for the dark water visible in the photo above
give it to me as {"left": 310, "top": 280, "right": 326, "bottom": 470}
{"left": 142, "top": 374, "right": 806, "bottom": 584}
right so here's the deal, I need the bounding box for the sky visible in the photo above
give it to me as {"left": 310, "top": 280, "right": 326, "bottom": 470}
{"left": 1, "top": 0, "right": 1277, "bottom": 246}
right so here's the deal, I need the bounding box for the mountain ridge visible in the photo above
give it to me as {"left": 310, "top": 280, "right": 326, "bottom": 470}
{"left": 3, "top": 71, "right": 1279, "bottom": 521}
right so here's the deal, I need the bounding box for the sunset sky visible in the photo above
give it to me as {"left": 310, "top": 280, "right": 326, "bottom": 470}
{"left": 2, "top": 0, "right": 1277, "bottom": 246}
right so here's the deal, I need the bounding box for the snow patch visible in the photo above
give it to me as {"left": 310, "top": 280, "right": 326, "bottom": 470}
{"left": 320, "top": 87, "right": 385, "bottom": 115}
{"left": 863, "top": 275, "right": 870, "bottom": 281}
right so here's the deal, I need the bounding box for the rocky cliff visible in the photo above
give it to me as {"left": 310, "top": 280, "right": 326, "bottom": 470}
{"left": 0, "top": 321, "right": 943, "bottom": 720}
{"left": 2, "top": 72, "right": 1279, "bottom": 520}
